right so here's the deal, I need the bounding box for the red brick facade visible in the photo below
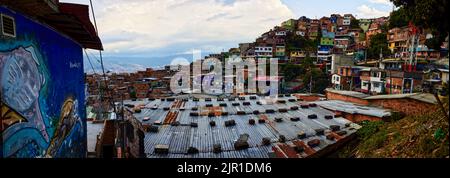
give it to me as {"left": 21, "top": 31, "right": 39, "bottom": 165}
{"left": 369, "top": 98, "right": 437, "bottom": 116}
{"left": 335, "top": 111, "right": 383, "bottom": 122}
{"left": 325, "top": 92, "right": 369, "bottom": 105}
{"left": 326, "top": 90, "right": 437, "bottom": 116}
{"left": 295, "top": 94, "right": 322, "bottom": 102}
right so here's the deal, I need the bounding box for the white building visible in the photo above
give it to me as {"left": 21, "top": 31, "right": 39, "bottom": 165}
{"left": 360, "top": 68, "right": 385, "bottom": 94}
{"left": 296, "top": 31, "right": 306, "bottom": 36}
{"left": 440, "top": 69, "right": 449, "bottom": 83}
{"left": 331, "top": 74, "right": 342, "bottom": 90}
{"left": 275, "top": 31, "right": 287, "bottom": 36}
{"left": 343, "top": 14, "right": 353, "bottom": 26}
{"left": 343, "top": 19, "right": 351, "bottom": 26}
{"left": 255, "top": 46, "right": 273, "bottom": 58}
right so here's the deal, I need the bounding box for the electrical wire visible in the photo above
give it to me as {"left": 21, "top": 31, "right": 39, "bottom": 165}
{"left": 84, "top": 49, "right": 97, "bottom": 74}
{"left": 89, "top": 0, "right": 117, "bottom": 115}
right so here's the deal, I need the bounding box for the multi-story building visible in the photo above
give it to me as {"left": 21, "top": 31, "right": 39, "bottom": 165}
{"left": 308, "top": 19, "right": 320, "bottom": 40}
{"left": 275, "top": 45, "right": 286, "bottom": 59}
{"left": 385, "top": 70, "right": 423, "bottom": 94}
{"left": 360, "top": 68, "right": 385, "bottom": 94}
{"left": 331, "top": 66, "right": 364, "bottom": 91}
{"left": 387, "top": 26, "right": 409, "bottom": 57}
{"left": 317, "top": 46, "right": 334, "bottom": 72}
{"left": 330, "top": 14, "right": 343, "bottom": 26}
{"left": 320, "top": 17, "right": 332, "bottom": 31}
{"left": 423, "top": 68, "right": 449, "bottom": 93}
{"left": 415, "top": 45, "right": 441, "bottom": 61}
{"left": 334, "top": 36, "right": 351, "bottom": 51}
{"left": 254, "top": 46, "right": 273, "bottom": 58}
{"left": 239, "top": 43, "right": 255, "bottom": 58}
{"left": 321, "top": 37, "right": 334, "bottom": 46}
{"left": 343, "top": 14, "right": 355, "bottom": 26}
{"left": 296, "top": 17, "right": 309, "bottom": 37}
{"left": 366, "top": 22, "right": 383, "bottom": 47}
{"left": 133, "top": 82, "right": 150, "bottom": 99}
{"left": 275, "top": 30, "right": 287, "bottom": 36}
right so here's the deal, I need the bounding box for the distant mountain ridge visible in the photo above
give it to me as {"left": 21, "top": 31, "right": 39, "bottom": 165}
{"left": 84, "top": 53, "right": 209, "bottom": 73}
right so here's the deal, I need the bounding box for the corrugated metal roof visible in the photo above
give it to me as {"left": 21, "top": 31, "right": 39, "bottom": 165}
{"left": 325, "top": 89, "right": 370, "bottom": 99}
{"left": 365, "top": 93, "right": 437, "bottom": 104}
{"left": 124, "top": 95, "right": 360, "bottom": 158}
{"left": 314, "top": 100, "right": 391, "bottom": 118}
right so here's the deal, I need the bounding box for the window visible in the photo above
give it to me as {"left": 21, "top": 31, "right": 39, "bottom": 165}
{"left": 1, "top": 14, "right": 16, "bottom": 37}
{"left": 372, "top": 72, "right": 380, "bottom": 78}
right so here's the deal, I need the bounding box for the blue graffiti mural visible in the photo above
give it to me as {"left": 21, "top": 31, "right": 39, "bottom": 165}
{"left": 1, "top": 6, "right": 86, "bottom": 158}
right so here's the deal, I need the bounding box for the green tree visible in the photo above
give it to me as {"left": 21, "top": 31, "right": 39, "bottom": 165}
{"left": 286, "top": 34, "right": 318, "bottom": 52}
{"left": 281, "top": 64, "right": 304, "bottom": 82}
{"left": 367, "top": 33, "right": 391, "bottom": 59}
{"left": 130, "top": 90, "right": 137, "bottom": 99}
{"left": 388, "top": 7, "right": 409, "bottom": 29}
{"left": 391, "top": 0, "right": 449, "bottom": 51}
{"left": 300, "top": 55, "right": 314, "bottom": 69}
{"left": 297, "top": 56, "right": 329, "bottom": 93}
{"left": 302, "top": 68, "right": 330, "bottom": 94}
{"left": 350, "top": 19, "right": 361, "bottom": 29}
{"left": 286, "top": 35, "right": 307, "bottom": 51}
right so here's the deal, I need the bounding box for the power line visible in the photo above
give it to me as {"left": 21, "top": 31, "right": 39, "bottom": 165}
{"left": 87, "top": 50, "right": 101, "bottom": 64}
{"left": 89, "top": 0, "right": 117, "bottom": 115}
{"left": 84, "top": 49, "right": 97, "bottom": 74}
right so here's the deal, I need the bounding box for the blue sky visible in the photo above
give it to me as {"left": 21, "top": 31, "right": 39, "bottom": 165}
{"left": 61, "top": 0, "right": 394, "bottom": 72}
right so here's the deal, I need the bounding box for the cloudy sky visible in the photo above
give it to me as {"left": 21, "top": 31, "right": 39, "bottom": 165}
{"left": 61, "top": 0, "right": 394, "bottom": 70}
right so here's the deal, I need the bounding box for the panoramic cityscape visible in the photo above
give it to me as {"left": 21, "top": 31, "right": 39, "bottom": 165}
{"left": 1, "top": 0, "right": 448, "bottom": 160}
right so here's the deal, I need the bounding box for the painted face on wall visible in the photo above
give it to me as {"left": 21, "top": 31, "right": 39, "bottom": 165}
{"left": 0, "top": 46, "right": 49, "bottom": 156}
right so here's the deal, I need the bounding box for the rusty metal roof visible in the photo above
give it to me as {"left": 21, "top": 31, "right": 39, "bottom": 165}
{"left": 123, "top": 95, "right": 360, "bottom": 158}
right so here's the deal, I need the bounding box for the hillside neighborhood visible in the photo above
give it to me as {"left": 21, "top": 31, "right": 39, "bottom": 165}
{"left": 86, "top": 12, "right": 448, "bottom": 103}
{"left": 1, "top": 0, "right": 448, "bottom": 159}
{"left": 85, "top": 11, "right": 449, "bottom": 158}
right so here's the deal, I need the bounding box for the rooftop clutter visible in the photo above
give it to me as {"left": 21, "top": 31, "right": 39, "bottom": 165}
{"left": 123, "top": 95, "right": 363, "bottom": 158}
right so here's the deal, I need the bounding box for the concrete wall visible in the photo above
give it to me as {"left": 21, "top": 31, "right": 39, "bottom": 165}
{"left": 331, "top": 54, "right": 354, "bottom": 74}
{"left": 1, "top": 7, "right": 86, "bottom": 158}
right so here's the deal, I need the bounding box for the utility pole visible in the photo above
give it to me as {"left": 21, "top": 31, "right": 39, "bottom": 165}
{"left": 390, "top": 70, "right": 392, "bottom": 94}
{"left": 309, "top": 75, "right": 313, "bottom": 94}
{"left": 364, "top": 49, "right": 367, "bottom": 62}
{"left": 121, "top": 93, "right": 125, "bottom": 158}
{"left": 349, "top": 74, "right": 353, "bottom": 91}
{"left": 90, "top": 0, "right": 116, "bottom": 117}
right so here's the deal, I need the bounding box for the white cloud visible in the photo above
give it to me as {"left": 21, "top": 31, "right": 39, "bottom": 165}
{"left": 369, "top": 0, "right": 392, "bottom": 5}
{"left": 66, "top": 0, "right": 295, "bottom": 56}
{"left": 356, "top": 4, "right": 390, "bottom": 18}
